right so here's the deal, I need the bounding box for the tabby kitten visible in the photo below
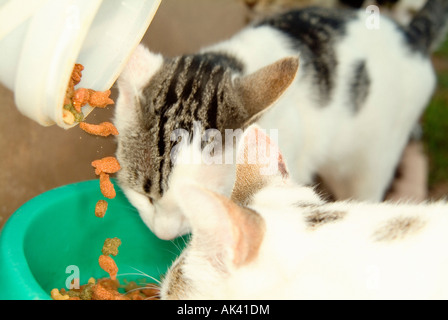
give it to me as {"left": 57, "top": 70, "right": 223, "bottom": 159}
{"left": 160, "top": 125, "right": 448, "bottom": 299}
{"left": 114, "top": 0, "right": 447, "bottom": 239}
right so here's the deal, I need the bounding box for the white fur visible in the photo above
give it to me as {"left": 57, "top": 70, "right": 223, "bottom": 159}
{"left": 121, "top": 127, "right": 239, "bottom": 240}
{"left": 114, "top": 45, "right": 164, "bottom": 132}
{"left": 162, "top": 183, "right": 448, "bottom": 299}
{"left": 154, "top": 132, "right": 238, "bottom": 239}
{"left": 115, "top": 8, "right": 436, "bottom": 240}
{"left": 244, "top": 192, "right": 448, "bottom": 299}
{"left": 204, "top": 11, "right": 435, "bottom": 201}
{"left": 161, "top": 126, "right": 448, "bottom": 300}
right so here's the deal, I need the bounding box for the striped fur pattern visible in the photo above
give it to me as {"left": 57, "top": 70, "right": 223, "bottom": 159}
{"left": 129, "top": 52, "right": 245, "bottom": 197}
{"left": 160, "top": 125, "right": 448, "bottom": 299}
{"left": 115, "top": 45, "right": 297, "bottom": 239}
{"left": 115, "top": 1, "right": 447, "bottom": 240}
{"left": 404, "top": 0, "right": 448, "bottom": 52}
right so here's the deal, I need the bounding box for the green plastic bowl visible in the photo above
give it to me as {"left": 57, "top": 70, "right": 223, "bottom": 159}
{"left": 0, "top": 180, "right": 187, "bottom": 300}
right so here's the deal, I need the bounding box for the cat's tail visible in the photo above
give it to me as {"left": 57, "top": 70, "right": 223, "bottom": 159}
{"left": 405, "top": 0, "right": 448, "bottom": 53}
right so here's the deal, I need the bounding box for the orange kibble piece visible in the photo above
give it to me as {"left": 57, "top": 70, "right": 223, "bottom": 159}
{"left": 72, "top": 88, "right": 90, "bottom": 113}
{"left": 95, "top": 200, "right": 108, "bottom": 218}
{"left": 65, "top": 78, "right": 75, "bottom": 105}
{"left": 50, "top": 288, "right": 69, "bottom": 300}
{"left": 99, "top": 172, "right": 116, "bottom": 199}
{"left": 88, "top": 90, "right": 114, "bottom": 108}
{"left": 92, "top": 157, "right": 121, "bottom": 175}
{"left": 141, "top": 287, "right": 160, "bottom": 300}
{"left": 91, "top": 283, "right": 129, "bottom": 300}
{"left": 99, "top": 254, "right": 118, "bottom": 280}
{"left": 80, "top": 121, "right": 119, "bottom": 137}
{"left": 96, "top": 278, "right": 119, "bottom": 291}
{"left": 71, "top": 64, "right": 84, "bottom": 85}
{"left": 126, "top": 290, "right": 145, "bottom": 300}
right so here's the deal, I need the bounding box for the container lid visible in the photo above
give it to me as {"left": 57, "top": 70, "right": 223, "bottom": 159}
{"left": 9, "top": 0, "right": 161, "bottom": 128}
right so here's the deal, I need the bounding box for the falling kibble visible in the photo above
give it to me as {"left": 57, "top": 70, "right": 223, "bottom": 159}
{"left": 98, "top": 254, "right": 118, "bottom": 281}
{"left": 99, "top": 172, "right": 116, "bottom": 199}
{"left": 91, "top": 156, "right": 121, "bottom": 175}
{"left": 80, "top": 122, "right": 119, "bottom": 137}
{"left": 95, "top": 200, "right": 108, "bottom": 218}
{"left": 102, "top": 237, "right": 122, "bottom": 256}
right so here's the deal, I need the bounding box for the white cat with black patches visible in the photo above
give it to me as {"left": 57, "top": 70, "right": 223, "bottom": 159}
{"left": 114, "top": 0, "right": 448, "bottom": 239}
{"left": 241, "top": 0, "right": 427, "bottom": 26}
{"left": 160, "top": 125, "right": 448, "bottom": 300}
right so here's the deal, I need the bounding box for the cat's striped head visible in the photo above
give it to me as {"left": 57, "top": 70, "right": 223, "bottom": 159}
{"left": 114, "top": 44, "right": 298, "bottom": 239}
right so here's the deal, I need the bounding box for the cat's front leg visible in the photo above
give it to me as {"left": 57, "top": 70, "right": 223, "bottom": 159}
{"left": 318, "top": 152, "right": 400, "bottom": 202}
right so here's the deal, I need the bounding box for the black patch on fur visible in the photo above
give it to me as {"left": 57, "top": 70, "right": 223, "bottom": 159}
{"left": 350, "top": 60, "right": 370, "bottom": 114}
{"left": 305, "top": 209, "right": 347, "bottom": 228}
{"left": 373, "top": 216, "right": 425, "bottom": 242}
{"left": 257, "top": 7, "right": 356, "bottom": 106}
{"left": 295, "top": 201, "right": 319, "bottom": 209}
{"left": 139, "top": 52, "right": 244, "bottom": 197}
{"left": 156, "top": 57, "right": 186, "bottom": 159}
{"left": 143, "top": 178, "right": 152, "bottom": 194}
{"left": 200, "top": 52, "right": 245, "bottom": 73}
{"left": 404, "top": 0, "right": 448, "bottom": 54}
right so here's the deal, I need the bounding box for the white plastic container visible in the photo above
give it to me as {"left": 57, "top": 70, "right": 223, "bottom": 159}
{"left": 0, "top": 0, "right": 162, "bottom": 128}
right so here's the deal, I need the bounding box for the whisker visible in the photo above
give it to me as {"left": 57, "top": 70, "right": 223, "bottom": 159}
{"left": 130, "top": 267, "right": 162, "bottom": 285}
{"left": 169, "top": 239, "right": 181, "bottom": 252}
{"left": 117, "top": 272, "right": 161, "bottom": 285}
{"left": 162, "top": 247, "right": 182, "bottom": 257}
{"left": 125, "top": 286, "right": 160, "bottom": 295}
{"left": 144, "top": 294, "right": 161, "bottom": 300}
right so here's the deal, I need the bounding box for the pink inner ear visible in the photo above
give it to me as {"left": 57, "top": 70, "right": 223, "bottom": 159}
{"left": 277, "top": 152, "right": 288, "bottom": 179}
{"left": 243, "top": 126, "right": 288, "bottom": 177}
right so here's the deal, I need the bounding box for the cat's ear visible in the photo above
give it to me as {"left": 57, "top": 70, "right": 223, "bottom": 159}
{"left": 118, "top": 44, "right": 164, "bottom": 92}
{"left": 115, "top": 44, "right": 164, "bottom": 128}
{"left": 235, "top": 56, "right": 299, "bottom": 126}
{"left": 176, "top": 183, "right": 265, "bottom": 268}
{"left": 231, "top": 124, "right": 289, "bottom": 206}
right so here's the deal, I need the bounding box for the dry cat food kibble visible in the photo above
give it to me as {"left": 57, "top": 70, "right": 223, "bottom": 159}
{"left": 79, "top": 121, "right": 119, "bottom": 137}
{"left": 56, "top": 278, "right": 160, "bottom": 300}
{"left": 98, "top": 237, "right": 120, "bottom": 280}
{"left": 91, "top": 157, "right": 121, "bottom": 175}
{"left": 51, "top": 238, "right": 160, "bottom": 300}
{"left": 98, "top": 254, "right": 118, "bottom": 281}
{"left": 52, "top": 65, "right": 146, "bottom": 300}
{"left": 92, "top": 157, "right": 120, "bottom": 200}
{"left": 94, "top": 200, "right": 108, "bottom": 218}
{"left": 73, "top": 88, "right": 114, "bottom": 112}
{"left": 88, "top": 90, "right": 114, "bottom": 108}
{"left": 91, "top": 157, "right": 120, "bottom": 200}
{"left": 63, "top": 64, "right": 121, "bottom": 217}
{"left": 99, "top": 172, "right": 116, "bottom": 199}
{"left": 50, "top": 288, "right": 69, "bottom": 300}
{"left": 63, "top": 64, "right": 115, "bottom": 125}
{"left": 102, "top": 237, "right": 121, "bottom": 256}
